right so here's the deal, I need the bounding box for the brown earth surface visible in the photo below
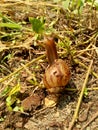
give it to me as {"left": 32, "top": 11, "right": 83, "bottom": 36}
{"left": 0, "top": 0, "right": 98, "bottom": 130}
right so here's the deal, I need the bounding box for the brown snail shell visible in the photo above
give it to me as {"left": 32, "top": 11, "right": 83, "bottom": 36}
{"left": 43, "top": 59, "right": 71, "bottom": 93}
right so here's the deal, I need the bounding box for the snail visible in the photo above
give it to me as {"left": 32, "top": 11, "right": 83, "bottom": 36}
{"left": 43, "top": 37, "right": 71, "bottom": 94}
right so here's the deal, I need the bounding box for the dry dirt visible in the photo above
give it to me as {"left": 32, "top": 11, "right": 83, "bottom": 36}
{"left": 0, "top": 0, "right": 98, "bottom": 130}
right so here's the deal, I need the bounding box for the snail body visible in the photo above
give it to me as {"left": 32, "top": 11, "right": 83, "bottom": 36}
{"left": 43, "top": 37, "right": 71, "bottom": 94}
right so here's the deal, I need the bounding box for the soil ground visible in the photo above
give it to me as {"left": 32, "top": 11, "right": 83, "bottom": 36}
{"left": 0, "top": 0, "right": 98, "bottom": 130}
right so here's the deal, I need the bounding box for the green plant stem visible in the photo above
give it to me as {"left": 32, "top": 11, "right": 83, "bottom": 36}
{"left": 0, "top": 13, "right": 15, "bottom": 23}
{"left": 0, "top": 54, "right": 45, "bottom": 83}
{"left": 68, "top": 60, "right": 93, "bottom": 130}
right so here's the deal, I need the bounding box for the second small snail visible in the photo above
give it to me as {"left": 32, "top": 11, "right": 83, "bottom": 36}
{"left": 43, "top": 37, "right": 71, "bottom": 94}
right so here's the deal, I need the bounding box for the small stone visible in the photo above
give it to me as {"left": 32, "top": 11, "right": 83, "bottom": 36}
{"left": 15, "top": 122, "right": 22, "bottom": 128}
{"left": 86, "top": 126, "right": 91, "bottom": 130}
{"left": 44, "top": 97, "right": 56, "bottom": 107}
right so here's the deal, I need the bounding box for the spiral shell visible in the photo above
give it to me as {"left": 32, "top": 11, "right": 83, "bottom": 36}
{"left": 43, "top": 59, "right": 71, "bottom": 93}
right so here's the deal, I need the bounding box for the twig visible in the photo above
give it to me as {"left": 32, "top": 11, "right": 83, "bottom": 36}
{"left": 65, "top": 87, "right": 98, "bottom": 91}
{"left": 76, "top": 33, "right": 97, "bottom": 46}
{"left": 0, "top": 1, "right": 61, "bottom": 8}
{"left": 68, "top": 60, "right": 93, "bottom": 130}
{"left": 81, "top": 111, "right": 98, "bottom": 130}
{"left": 0, "top": 54, "right": 45, "bottom": 83}
{"left": 75, "top": 59, "right": 98, "bottom": 79}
